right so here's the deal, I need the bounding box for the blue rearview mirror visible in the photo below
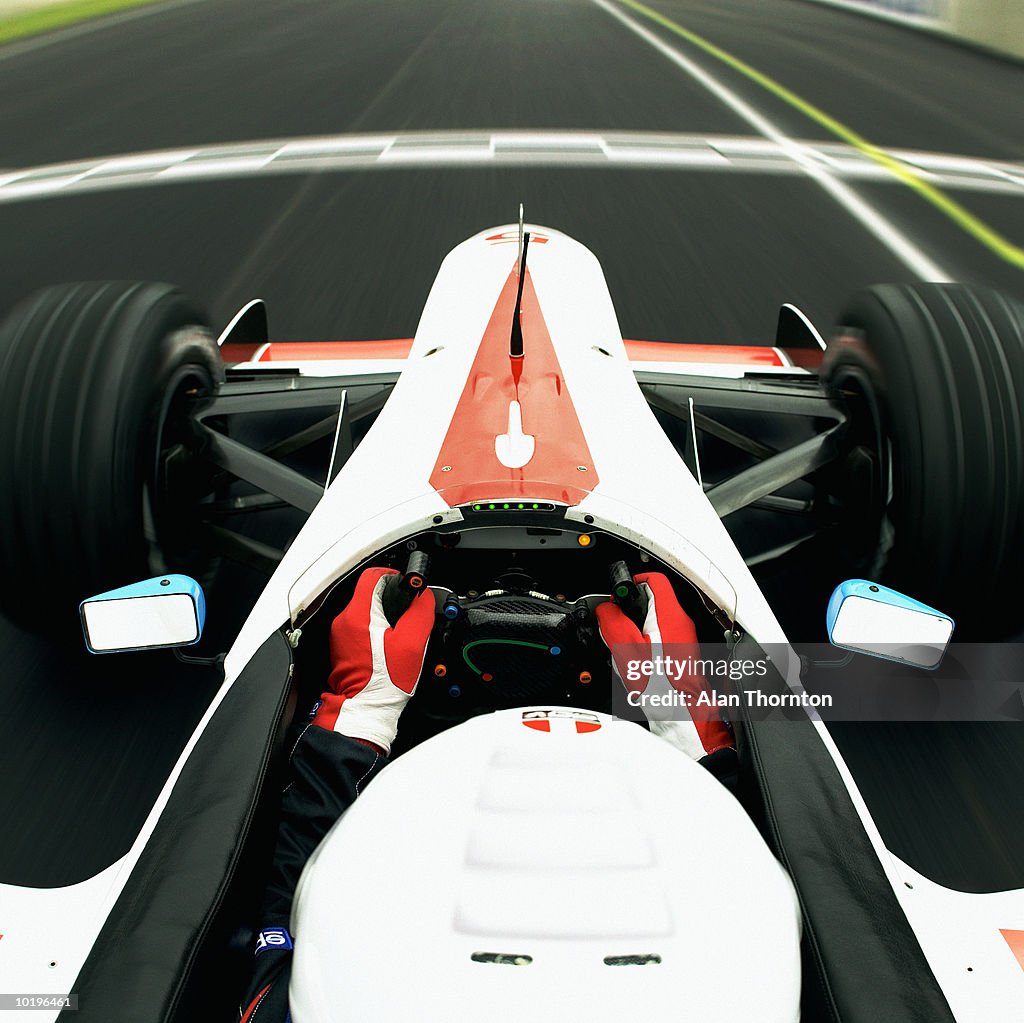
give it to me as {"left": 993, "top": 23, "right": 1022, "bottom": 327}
{"left": 826, "top": 580, "right": 954, "bottom": 670}
{"left": 80, "top": 575, "right": 206, "bottom": 654}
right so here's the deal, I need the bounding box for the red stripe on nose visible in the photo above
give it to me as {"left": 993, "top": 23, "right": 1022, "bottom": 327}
{"left": 430, "top": 265, "right": 597, "bottom": 507}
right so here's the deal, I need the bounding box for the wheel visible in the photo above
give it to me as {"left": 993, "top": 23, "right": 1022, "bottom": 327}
{"left": 0, "top": 281, "right": 223, "bottom": 632}
{"left": 823, "top": 282, "right": 1024, "bottom": 637}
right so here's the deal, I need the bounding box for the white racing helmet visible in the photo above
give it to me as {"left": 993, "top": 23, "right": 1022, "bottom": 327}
{"left": 289, "top": 707, "right": 801, "bottom": 1022}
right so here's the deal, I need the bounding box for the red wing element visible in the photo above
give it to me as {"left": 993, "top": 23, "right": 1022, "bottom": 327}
{"left": 220, "top": 339, "right": 415, "bottom": 364}
{"left": 623, "top": 340, "right": 784, "bottom": 366}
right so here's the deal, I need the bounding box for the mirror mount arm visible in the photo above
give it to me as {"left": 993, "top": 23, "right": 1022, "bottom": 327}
{"left": 173, "top": 648, "right": 226, "bottom": 672}
{"left": 800, "top": 651, "right": 855, "bottom": 674}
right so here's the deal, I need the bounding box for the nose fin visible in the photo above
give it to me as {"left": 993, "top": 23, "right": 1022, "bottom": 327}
{"left": 495, "top": 400, "right": 535, "bottom": 468}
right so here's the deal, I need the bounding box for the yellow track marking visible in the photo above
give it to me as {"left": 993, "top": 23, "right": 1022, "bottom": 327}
{"left": 615, "top": 0, "right": 1024, "bottom": 271}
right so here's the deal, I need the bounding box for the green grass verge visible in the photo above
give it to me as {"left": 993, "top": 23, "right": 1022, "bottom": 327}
{"left": 0, "top": 0, "right": 164, "bottom": 46}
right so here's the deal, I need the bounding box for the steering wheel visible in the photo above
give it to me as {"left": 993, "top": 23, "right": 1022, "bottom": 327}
{"left": 386, "top": 584, "right": 614, "bottom": 719}
{"left": 379, "top": 552, "right": 649, "bottom": 720}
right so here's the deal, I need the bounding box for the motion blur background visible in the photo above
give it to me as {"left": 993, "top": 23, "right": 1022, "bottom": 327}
{"left": 1, "top": 0, "right": 1022, "bottom": 900}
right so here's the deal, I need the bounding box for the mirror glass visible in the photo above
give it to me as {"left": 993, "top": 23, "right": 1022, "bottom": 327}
{"left": 80, "top": 575, "right": 205, "bottom": 654}
{"left": 827, "top": 581, "right": 953, "bottom": 669}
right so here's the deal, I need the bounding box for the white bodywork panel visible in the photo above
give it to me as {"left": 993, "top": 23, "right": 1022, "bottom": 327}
{"left": 227, "top": 223, "right": 792, "bottom": 675}
{"left": 0, "top": 859, "right": 127, "bottom": 1014}
{"left": 888, "top": 857, "right": 1024, "bottom": 1020}
{"left": 290, "top": 708, "right": 802, "bottom": 1023}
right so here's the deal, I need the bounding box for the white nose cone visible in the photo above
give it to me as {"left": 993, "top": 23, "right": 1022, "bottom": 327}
{"left": 495, "top": 399, "right": 535, "bottom": 468}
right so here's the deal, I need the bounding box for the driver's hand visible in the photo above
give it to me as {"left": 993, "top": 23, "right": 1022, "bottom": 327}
{"left": 596, "top": 572, "right": 733, "bottom": 760}
{"left": 311, "top": 567, "right": 434, "bottom": 754}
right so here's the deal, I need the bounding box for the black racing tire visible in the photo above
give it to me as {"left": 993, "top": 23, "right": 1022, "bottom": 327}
{"left": 824, "top": 282, "right": 1024, "bottom": 638}
{"left": 0, "top": 281, "right": 223, "bottom": 633}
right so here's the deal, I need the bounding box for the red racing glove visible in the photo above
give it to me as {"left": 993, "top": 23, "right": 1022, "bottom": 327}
{"left": 596, "top": 572, "right": 733, "bottom": 761}
{"left": 312, "top": 567, "right": 435, "bottom": 754}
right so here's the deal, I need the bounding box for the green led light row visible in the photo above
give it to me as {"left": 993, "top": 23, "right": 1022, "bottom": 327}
{"left": 472, "top": 502, "right": 543, "bottom": 511}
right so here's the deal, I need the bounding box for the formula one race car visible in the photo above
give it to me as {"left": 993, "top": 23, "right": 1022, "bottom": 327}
{"left": 0, "top": 222, "right": 1021, "bottom": 1022}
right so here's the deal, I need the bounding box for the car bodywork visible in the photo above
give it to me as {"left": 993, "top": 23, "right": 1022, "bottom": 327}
{"left": 2, "top": 224, "right": 1022, "bottom": 1022}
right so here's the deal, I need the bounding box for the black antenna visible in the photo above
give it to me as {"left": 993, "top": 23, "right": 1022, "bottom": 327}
{"left": 510, "top": 229, "right": 530, "bottom": 358}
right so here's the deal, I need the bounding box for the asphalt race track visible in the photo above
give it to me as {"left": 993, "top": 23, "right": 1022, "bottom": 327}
{"left": 1, "top": 0, "right": 1023, "bottom": 898}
